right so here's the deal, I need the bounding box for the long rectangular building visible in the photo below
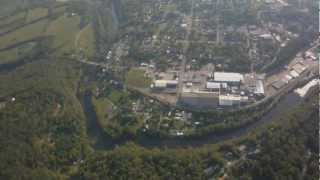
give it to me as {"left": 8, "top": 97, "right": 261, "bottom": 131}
{"left": 219, "top": 95, "right": 248, "bottom": 106}
{"left": 214, "top": 72, "right": 244, "bottom": 84}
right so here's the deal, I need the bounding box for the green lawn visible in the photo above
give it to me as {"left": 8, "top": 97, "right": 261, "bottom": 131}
{"left": 125, "top": 69, "right": 151, "bottom": 88}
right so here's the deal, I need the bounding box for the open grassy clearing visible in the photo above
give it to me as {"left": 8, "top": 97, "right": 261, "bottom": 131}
{"left": 0, "top": 0, "right": 25, "bottom": 16}
{"left": 0, "top": 49, "right": 18, "bottom": 65}
{"left": 46, "top": 14, "right": 81, "bottom": 54}
{"left": 0, "top": 41, "right": 37, "bottom": 64}
{"left": 0, "top": 19, "right": 48, "bottom": 49}
{"left": 26, "top": 7, "right": 48, "bottom": 22}
{"left": 0, "top": 5, "right": 95, "bottom": 65}
{"left": 0, "top": 11, "right": 26, "bottom": 27}
{"left": 0, "top": 7, "right": 50, "bottom": 34}
{"left": 51, "top": 5, "right": 67, "bottom": 14}
{"left": 75, "top": 23, "right": 95, "bottom": 58}
{"left": 108, "top": 90, "right": 123, "bottom": 104}
{"left": 125, "top": 69, "right": 152, "bottom": 88}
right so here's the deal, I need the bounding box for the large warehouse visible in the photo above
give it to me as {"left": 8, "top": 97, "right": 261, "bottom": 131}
{"left": 219, "top": 95, "right": 248, "bottom": 106}
{"left": 214, "top": 72, "right": 244, "bottom": 85}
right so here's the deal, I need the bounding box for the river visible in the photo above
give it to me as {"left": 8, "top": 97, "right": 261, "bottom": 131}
{"left": 82, "top": 90, "right": 302, "bottom": 150}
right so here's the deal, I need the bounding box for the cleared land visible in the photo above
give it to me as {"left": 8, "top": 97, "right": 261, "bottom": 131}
{"left": 26, "top": 8, "right": 48, "bottom": 22}
{"left": 75, "top": 23, "right": 96, "bottom": 58}
{"left": 125, "top": 69, "right": 152, "bottom": 88}
{"left": 46, "top": 14, "right": 81, "bottom": 53}
{"left": 0, "top": 18, "right": 48, "bottom": 49}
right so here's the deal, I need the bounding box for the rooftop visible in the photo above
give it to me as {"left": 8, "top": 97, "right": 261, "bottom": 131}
{"left": 206, "top": 82, "right": 221, "bottom": 89}
{"left": 214, "top": 72, "right": 244, "bottom": 83}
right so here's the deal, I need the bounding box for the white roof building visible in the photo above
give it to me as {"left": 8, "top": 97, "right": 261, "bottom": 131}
{"left": 292, "top": 63, "right": 306, "bottom": 74}
{"left": 289, "top": 70, "right": 299, "bottom": 78}
{"left": 154, "top": 80, "right": 167, "bottom": 88}
{"left": 214, "top": 72, "right": 244, "bottom": 83}
{"left": 206, "top": 82, "right": 221, "bottom": 89}
{"left": 254, "top": 80, "right": 265, "bottom": 95}
{"left": 219, "top": 95, "right": 248, "bottom": 106}
{"left": 153, "top": 80, "right": 178, "bottom": 88}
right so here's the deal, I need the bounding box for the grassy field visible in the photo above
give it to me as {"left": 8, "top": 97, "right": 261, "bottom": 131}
{"left": 46, "top": 14, "right": 81, "bottom": 53}
{"left": 0, "top": 11, "right": 26, "bottom": 26}
{"left": 108, "top": 90, "right": 123, "bottom": 104}
{"left": 0, "top": 48, "right": 18, "bottom": 64}
{"left": 76, "top": 23, "right": 95, "bottom": 58}
{"left": 125, "top": 69, "right": 151, "bottom": 88}
{"left": 0, "top": 4, "right": 98, "bottom": 64}
{"left": 26, "top": 7, "right": 48, "bottom": 22}
{"left": 92, "top": 96, "right": 114, "bottom": 129}
{"left": 0, "top": 18, "right": 48, "bottom": 49}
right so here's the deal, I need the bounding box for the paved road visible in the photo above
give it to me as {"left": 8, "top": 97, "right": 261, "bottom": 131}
{"left": 177, "top": 0, "right": 195, "bottom": 98}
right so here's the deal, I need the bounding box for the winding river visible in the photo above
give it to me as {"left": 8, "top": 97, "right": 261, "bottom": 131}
{"left": 82, "top": 90, "right": 302, "bottom": 150}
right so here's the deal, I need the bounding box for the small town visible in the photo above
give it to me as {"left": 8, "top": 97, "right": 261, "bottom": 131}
{"left": 0, "top": 0, "right": 318, "bottom": 179}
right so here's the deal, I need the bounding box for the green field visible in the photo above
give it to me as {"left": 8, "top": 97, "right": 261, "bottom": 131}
{"left": 0, "top": 11, "right": 25, "bottom": 26}
{"left": 26, "top": 7, "right": 48, "bottom": 22}
{"left": 0, "top": 7, "right": 84, "bottom": 52}
{"left": 76, "top": 23, "right": 96, "bottom": 58}
{"left": 0, "top": 48, "right": 18, "bottom": 64}
{"left": 125, "top": 69, "right": 151, "bottom": 88}
{"left": 0, "top": 18, "right": 48, "bottom": 49}
{"left": 46, "top": 14, "right": 81, "bottom": 53}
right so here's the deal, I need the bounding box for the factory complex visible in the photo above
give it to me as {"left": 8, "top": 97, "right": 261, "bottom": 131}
{"left": 150, "top": 69, "right": 265, "bottom": 108}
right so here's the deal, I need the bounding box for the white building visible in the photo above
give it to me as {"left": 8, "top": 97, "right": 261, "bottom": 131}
{"left": 206, "top": 82, "right": 227, "bottom": 91}
{"left": 219, "top": 95, "right": 248, "bottom": 106}
{"left": 153, "top": 80, "right": 178, "bottom": 88}
{"left": 206, "top": 82, "right": 221, "bottom": 90}
{"left": 254, "top": 80, "right": 265, "bottom": 95}
{"left": 214, "top": 72, "right": 244, "bottom": 85}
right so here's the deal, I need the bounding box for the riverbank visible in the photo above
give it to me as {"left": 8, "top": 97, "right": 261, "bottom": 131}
{"left": 81, "top": 87, "right": 304, "bottom": 149}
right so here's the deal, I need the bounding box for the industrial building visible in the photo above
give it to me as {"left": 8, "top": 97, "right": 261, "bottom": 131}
{"left": 206, "top": 82, "right": 227, "bottom": 92}
{"left": 254, "top": 80, "right": 265, "bottom": 95}
{"left": 150, "top": 69, "right": 265, "bottom": 108}
{"left": 151, "top": 80, "right": 178, "bottom": 89}
{"left": 219, "top": 95, "right": 248, "bottom": 106}
{"left": 291, "top": 63, "right": 306, "bottom": 75}
{"left": 213, "top": 72, "right": 244, "bottom": 85}
{"left": 272, "top": 80, "right": 286, "bottom": 89}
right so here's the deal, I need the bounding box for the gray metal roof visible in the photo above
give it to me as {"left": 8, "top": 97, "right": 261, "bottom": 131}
{"left": 214, "top": 72, "right": 244, "bottom": 82}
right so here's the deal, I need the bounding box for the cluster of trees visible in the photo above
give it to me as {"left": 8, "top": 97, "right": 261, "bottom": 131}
{"left": 262, "top": 30, "right": 317, "bottom": 73}
{"left": 0, "top": 90, "right": 89, "bottom": 179}
{"left": 77, "top": 143, "right": 224, "bottom": 179}
{"left": 228, "top": 91, "right": 319, "bottom": 180}
{"left": 261, "top": 5, "right": 318, "bottom": 74}
{"left": 187, "top": 44, "right": 251, "bottom": 73}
